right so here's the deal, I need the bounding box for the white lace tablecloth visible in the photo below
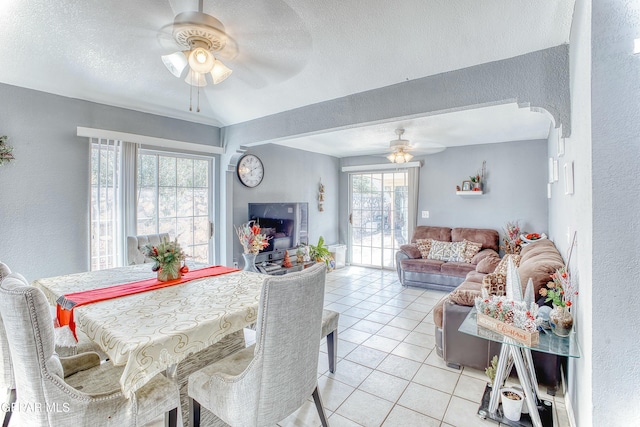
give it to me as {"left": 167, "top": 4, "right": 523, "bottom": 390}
{"left": 32, "top": 264, "right": 265, "bottom": 397}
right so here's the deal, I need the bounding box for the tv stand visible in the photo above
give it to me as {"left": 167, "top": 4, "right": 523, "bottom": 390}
{"left": 253, "top": 248, "right": 314, "bottom": 276}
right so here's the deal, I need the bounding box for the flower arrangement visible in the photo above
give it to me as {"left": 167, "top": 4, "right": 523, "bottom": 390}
{"left": 0, "top": 135, "right": 15, "bottom": 166}
{"left": 500, "top": 221, "right": 522, "bottom": 254}
{"left": 141, "top": 237, "right": 187, "bottom": 281}
{"left": 235, "top": 220, "right": 271, "bottom": 254}
{"left": 539, "top": 266, "right": 578, "bottom": 308}
{"left": 474, "top": 295, "right": 541, "bottom": 333}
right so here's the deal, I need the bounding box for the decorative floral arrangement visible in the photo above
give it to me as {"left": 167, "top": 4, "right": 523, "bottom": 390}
{"left": 474, "top": 295, "right": 541, "bottom": 333}
{"left": 539, "top": 266, "right": 578, "bottom": 308}
{"left": 0, "top": 135, "right": 15, "bottom": 166}
{"left": 142, "top": 237, "right": 187, "bottom": 280}
{"left": 235, "top": 220, "right": 271, "bottom": 254}
{"left": 469, "top": 173, "right": 481, "bottom": 183}
{"left": 500, "top": 221, "right": 522, "bottom": 254}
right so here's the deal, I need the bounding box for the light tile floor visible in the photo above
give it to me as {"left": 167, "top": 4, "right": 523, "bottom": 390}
{"left": 277, "top": 266, "right": 571, "bottom": 427}
{"left": 149, "top": 266, "right": 571, "bottom": 427}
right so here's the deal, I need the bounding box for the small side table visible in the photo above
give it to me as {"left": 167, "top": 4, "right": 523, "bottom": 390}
{"left": 459, "top": 308, "right": 581, "bottom": 427}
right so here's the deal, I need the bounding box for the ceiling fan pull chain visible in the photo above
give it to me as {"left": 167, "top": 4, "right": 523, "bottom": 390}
{"left": 197, "top": 84, "right": 201, "bottom": 113}
{"left": 189, "top": 74, "right": 193, "bottom": 112}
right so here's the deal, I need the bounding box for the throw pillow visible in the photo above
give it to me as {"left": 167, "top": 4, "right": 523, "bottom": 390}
{"left": 482, "top": 273, "right": 508, "bottom": 296}
{"left": 494, "top": 254, "right": 522, "bottom": 275}
{"left": 463, "top": 240, "right": 483, "bottom": 263}
{"left": 448, "top": 241, "right": 468, "bottom": 262}
{"left": 415, "top": 239, "right": 433, "bottom": 259}
{"left": 428, "top": 240, "right": 452, "bottom": 261}
{"left": 476, "top": 255, "right": 502, "bottom": 274}
{"left": 448, "top": 288, "right": 481, "bottom": 307}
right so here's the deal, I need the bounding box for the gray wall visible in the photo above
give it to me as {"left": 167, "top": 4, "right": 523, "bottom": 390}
{"left": 231, "top": 144, "right": 340, "bottom": 265}
{"left": 340, "top": 140, "right": 548, "bottom": 254}
{"left": 0, "top": 83, "right": 220, "bottom": 280}
{"left": 547, "top": 18, "right": 594, "bottom": 418}
{"left": 590, "top": 0, "right": 640, "bottom": 425}
{"left": 414, "top": 140, "right": 548, "bottom": 235}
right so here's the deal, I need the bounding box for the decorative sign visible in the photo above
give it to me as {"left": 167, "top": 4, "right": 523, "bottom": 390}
{"left": 477, "top": 313, "right": 539, "bottom": 347}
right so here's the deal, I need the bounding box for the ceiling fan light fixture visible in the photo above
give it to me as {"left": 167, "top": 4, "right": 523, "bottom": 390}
{"left": 161, "top": 51, "right": 188, "bottom": 78}
{"left": 188, "top": 46, "right": 215, "bottom": 73}
{"left": 387, "top": 128, "right": 414, "bottom": 163}
{"left": 163, "top": 5, "right": 232, "bottom": 112}
{"left": 387, "top": 150, "right": 413, "bottom": 163}
{"left": 210, "top": 59, "right": 232, "bottom": 84}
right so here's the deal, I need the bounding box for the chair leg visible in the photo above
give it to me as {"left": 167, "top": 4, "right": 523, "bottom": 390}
{"left": 312, "top": 386, "right": 330, "bottom": 427}
{"left": 326, "top": 330, "right": 337, "bottom": 373}
{"left": 163, "top": 407, "right": 178, "bottom": 427}
{"left": 3, "top": 388, "right": 16, "bottom": 427}
{"left": 189, "top": 397, "right": 201, "bottom": 427}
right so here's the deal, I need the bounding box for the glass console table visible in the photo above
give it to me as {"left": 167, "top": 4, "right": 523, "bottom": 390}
{"left": 459, "top": 308, "right": 580, "bottom": 427}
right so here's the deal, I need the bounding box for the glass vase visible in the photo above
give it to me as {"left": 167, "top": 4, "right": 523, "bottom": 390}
{"left": 157, "top": 262, "right": 182, "bottom": 282}
{"left": 242, "top": 253, "right": 261, "bottom": 273}
{"left": 549, "top": 304, "right": 573, "bottom": 337}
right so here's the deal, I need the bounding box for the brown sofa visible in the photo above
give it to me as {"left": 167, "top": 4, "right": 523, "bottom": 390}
{"left": 395, "top": 226, "right": 500, "bottom": 292}
{"left": 433, "top": 239, "right": 565, "bottom": 390}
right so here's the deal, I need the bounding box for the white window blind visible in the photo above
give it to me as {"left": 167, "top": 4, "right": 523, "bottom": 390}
{"left": 90, "top": 138, "right": 138, "bottom": 270}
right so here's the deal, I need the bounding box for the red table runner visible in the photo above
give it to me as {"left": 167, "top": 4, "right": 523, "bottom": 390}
{"left": 56, "top": 265, "right": 239, "bottom": 338}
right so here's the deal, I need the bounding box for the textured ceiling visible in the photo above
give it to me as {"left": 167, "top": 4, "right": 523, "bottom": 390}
{"left": 0, "top": 0, "right": 574, "bottom": 156}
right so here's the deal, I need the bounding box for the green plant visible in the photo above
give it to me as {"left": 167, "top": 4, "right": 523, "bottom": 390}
{"left": 539, "top": 266, "right": 578, "bottom": 308}
{"left": 308, "top": 236, "right": 332, "bottom": 265}
{"left": 485, "top": 355, "right": 498, "bottom": 384}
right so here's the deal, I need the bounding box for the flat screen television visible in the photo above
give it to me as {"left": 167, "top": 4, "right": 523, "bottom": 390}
{"left": 248, "top": 203, "right": 308, "bottom": 261}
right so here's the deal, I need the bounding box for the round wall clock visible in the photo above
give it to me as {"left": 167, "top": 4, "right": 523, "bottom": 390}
{"left": 237, "top": 154, "right": 264, "bottom": 188}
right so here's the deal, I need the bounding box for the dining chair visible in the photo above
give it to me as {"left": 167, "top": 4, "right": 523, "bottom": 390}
{"left": 127, "top": 233, "right": 170, "bottom": 265}
{"left": 188, "top": 262, "right": 330, "bottom": 427}
{"left": 0, "top": 273, "right": 182, "bottom": 427}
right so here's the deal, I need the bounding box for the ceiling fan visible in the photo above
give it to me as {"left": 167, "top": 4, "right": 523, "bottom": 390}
{"left": 161, "top": 0, "right": 232, "bottom": 87}
{"left": 387, "top": 129, "right": 414, "bottom": 163}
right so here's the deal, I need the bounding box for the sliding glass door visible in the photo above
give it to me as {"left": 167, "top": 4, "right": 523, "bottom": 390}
{"left": 349, "top": 171, "right": 409, "bottom": 269}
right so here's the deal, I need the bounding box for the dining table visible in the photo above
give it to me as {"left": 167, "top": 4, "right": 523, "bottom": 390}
{"left": 32, "top": 263, "right": 266, "bottom": 404}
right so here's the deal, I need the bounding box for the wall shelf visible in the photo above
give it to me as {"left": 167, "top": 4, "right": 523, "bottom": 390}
{"left": 456, "top": 191, "right": 484, "bottom": 196}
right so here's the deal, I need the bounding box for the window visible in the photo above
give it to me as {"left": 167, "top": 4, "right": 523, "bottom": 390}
{"left": 90, "top": 142, "right": 213, "bottom": 270}
{"left": 137, "top": 151, "right": 212, "bottom": 263}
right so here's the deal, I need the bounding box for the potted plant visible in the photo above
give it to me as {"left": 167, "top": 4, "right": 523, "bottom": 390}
{"left": 308, "top": 236, "right": 333, "bottom": 266}
{"left": 485, "top": 355, "right": 498, "bottom": 387}
{"left": 539, "top": 266, "right": 578, "bottom": 336}
{"left": 500, "top": 387, "right": 524, "bottom": 422}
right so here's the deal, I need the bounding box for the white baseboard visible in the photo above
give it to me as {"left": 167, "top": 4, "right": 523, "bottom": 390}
{"left": 561, "top": 365, "right": 578, "bottom": 427}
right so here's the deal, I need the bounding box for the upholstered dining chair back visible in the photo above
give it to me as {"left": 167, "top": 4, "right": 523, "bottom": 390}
{"left": 0, "top": 274, "right": 60, "bottom": 424}
{"left": 127, "top": 233, "right": 170, "bottom": 265}
{"left": 0, "top": 274, "right": 181, "bottom": 426}
{"left": 188, "top": 262, "right": 328, "bottom": 427}
{"left": 252, "top": 262, "right": 327, "bottom": 424}
{"left": 0, "top": 262, "right": 15, "bottom": 394}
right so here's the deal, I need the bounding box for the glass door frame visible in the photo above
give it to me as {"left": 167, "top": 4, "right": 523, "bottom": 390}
{"left": 348, "top": 170, "right": 409, "bottom": 270}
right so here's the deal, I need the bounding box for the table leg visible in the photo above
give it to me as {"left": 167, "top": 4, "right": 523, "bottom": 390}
{"left": 522, "top": 346, "right": 540, "bottom": 402}
{"left": 511, "top": 346, "right": 543, "bottom": 427}
{"left": 488, "top": 343, "right": 511, "bottom": 413}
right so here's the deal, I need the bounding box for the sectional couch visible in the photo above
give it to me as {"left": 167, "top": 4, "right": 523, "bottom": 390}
{"left": 395, "top": 226, "right": 500, "bottom": 292}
